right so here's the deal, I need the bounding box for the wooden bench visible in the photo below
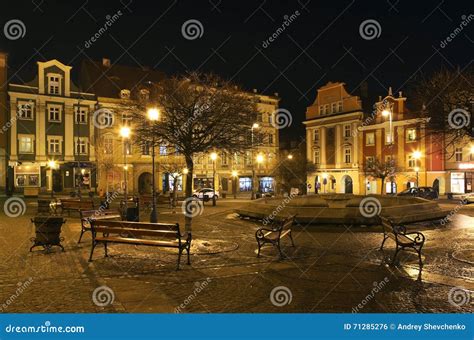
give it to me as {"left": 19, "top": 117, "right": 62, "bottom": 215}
{"left": 255, "top": 215, "right": 296, "bottom": 258}
{"left": 88, "top": 220, "right": 192, "bottom": 270}
{"left": 78, "top": 209, "right": 122, "bottom": 243}
{"left": 379, "top": 216, "right": 426, "bottom": 268}
{"left": 59, "top": 199, "right": 95, "bottom": 216}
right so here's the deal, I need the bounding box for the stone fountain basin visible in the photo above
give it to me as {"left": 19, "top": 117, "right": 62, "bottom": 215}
{"left": 235, "top": 194, "right": 450, "bottom": 225}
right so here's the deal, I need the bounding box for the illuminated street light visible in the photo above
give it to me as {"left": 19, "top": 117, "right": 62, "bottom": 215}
{"left": 120, "top": 126, "right": 131, "bottom": 138}
{"left": 183, "top": 168, "right": 189, "bottom": 174}
{"left": 252, "top": 123, "right": 259, "bottom": 129}
{"left": 381, "top": 109, "right": 390, "bottom": 117}
{"left": 256, "top": 154, "right": 264, "bottom": 163}
{"left": 210, "top": 152, "right": 218, "bottom": 161}
{"left": 147, "top": 108, "right": 160, "bottom": 223}
{"left": 147, "top": 107, "right": 160, "bottom": 121}
{"left": 231, "top": 170, "right": 238, "bottom": 177}
{"left": 48, "top": 160, "right": 58, "bottom": 198}
{"left": 412, "top": 151, "right": 422, "bottom": 159}
{"left": 287, "top": 154, "right": 293, "bottom": 160}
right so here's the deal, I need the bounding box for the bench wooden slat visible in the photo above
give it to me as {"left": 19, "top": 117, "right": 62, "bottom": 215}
{"left": 93, "top": 226, "right": 181, "bottom": 239}
{"left": 95, "top": 236, "right": 182, "bottom": 247}
{"left": 92, "top": 220, "right": 179, "bottom": 232}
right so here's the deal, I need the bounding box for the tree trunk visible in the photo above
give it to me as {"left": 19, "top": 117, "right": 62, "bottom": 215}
{"left": 185, "top": 154, "right": 194, "bottom": 233}
{"left": 172, "top": 176, "right": 178, "bottom": 207}
{"left": 381, "top": 177, "right": 385, "bottom": 195}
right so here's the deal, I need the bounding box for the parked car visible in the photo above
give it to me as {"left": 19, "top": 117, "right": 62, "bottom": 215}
{"left": 397, "top": 186, "right": 439, "bottom": 200}
{"left": 256, "top": 191, "right": 275, "bottom": 198}
{"left": 192, "top": 188, "right": 219, "bottom": 200}
{"left": 460, "top": 193, "right": 474, "bottom": 204}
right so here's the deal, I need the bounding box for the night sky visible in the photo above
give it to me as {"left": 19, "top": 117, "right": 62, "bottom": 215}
{"left": 2, "top": 0, "right": 473, "bottom": 143}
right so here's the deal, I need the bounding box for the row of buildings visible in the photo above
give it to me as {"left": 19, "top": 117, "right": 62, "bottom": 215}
{"left": 0, "top": 54, "right": 280, "bottom": 196}
{"left": 304, "top": 82, "right": 473, "bottom": 195}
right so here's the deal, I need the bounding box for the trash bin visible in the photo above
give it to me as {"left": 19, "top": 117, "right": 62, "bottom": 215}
{"left": 447, "top": 193, "right": 453, "bottom": 200}
{"left": 126, "top": 207, "right": 139, "bottom": 222}
{"left": 30, "top": 216, "right": 66, "bottom": 251}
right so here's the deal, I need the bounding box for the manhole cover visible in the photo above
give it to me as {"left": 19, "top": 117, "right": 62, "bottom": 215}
{"left": 452, "top": 249, "right": 474, "bottom": 265}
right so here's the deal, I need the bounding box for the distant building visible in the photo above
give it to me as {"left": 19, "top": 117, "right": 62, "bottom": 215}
{"left": 7, "top": 59, "right": 97, "bottom": 194}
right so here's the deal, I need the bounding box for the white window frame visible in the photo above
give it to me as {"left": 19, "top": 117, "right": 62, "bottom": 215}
{"left": 343, "top": 124, "right": 351, "bottom": 138}
{"left": 314, "top": 129, "right": 319, "bottom": 143}
{"left": 314, "top": 150, "right": 320, "bottom": 165}
{"left": 319, "top": 105, "right": 324, "bottom": 115}
{"left": 47, "top": 136, "right": 63, "bottom": 155}
{"left": 17, "top": 101, "right": 34, "bottom": 120}
{"left": 18, "top": 134, "right": 35, "bottom": 154}
{"left": 331, "top": 102, "right": 337, "bottom": 113}
{"left": 344, "top": 147, "right": 351, "bottom": 164}
{"left": 75, "top": 137, "right": 88, "bottom": 155}
{"left": 47, "top": 73, "right": 61, "bottom": 95}
{"left": 365, "top": 132, "right": 375, "bottom": 146}
{"left": 48, "top": 104, "right": 62, "bottom": 122}
{"left": 104, "top": 136, "right": 113, "bottom": 154}
{"left": 337, "top": 101, "right": 343, "bottom": 112}
{"left": 407, "top": 155, "right": 416, "bottom": 168}
{"left": 406, "top": 128, "right": 417, "bottom": 142}
{"left": 324, "top": 104, "right": 329, "bottom": 114}
{"left": 455, "top": 148, "right": 463, "bottom": 162}
{"left": 75, "top": 106, "right": 88, "bottom": 124}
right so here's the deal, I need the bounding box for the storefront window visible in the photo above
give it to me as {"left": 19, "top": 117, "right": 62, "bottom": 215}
{"left": 259, "top": 177, "right": 274, "bottom": 192}
{"left": 450, "top": 172, "right": 465, "bottom": 193}
{"left": 169, "top": 175, "right": 183, "bottom": 191}
{"left": 239, "top": 177, "right": 252, "bottom": 191}
{"left": 15, "top": 165, "right": 41, "bottom": 187}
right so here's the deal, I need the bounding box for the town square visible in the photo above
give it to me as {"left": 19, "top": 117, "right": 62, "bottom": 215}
{"left": 0, "top": 0, "right": 472, "bottom": 339}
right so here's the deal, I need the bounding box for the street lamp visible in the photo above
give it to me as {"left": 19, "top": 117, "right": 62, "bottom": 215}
{"left": 48, "top": 160, "right": 57, "bottom": 198}
{"left": 256, "top": 153, "right": 264, "bottom": 195}
{"left": 287, "top": 154, "right": 293, "bottom": 160}
{"left": 210, "top": 152, "right": 218, "bottom": 206}
{"left": 147, "top": 107, "right": 160, "bottom": 223}
{"left": 251, "top": 123, "right": 259, "bottom": 200}
{"left": 120, "top": 126, "right": 131, "bottom": 213}
{"left": 231, "top": 170, "right": 238, "bottom": 199}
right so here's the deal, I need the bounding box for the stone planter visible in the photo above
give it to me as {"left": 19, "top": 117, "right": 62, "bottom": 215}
{"left": 30, "top": 216, "right": 66, "bottom": 252}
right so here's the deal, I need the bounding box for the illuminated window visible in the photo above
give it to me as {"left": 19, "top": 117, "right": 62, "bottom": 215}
{"left": 47, "top": 74, "right": 61, "bottom": 95}
{"left": 406, "top": 128, "right": 416, "bottom": 142}
{"left": 365, "top": 132, "right": 375, "bottom": 146}
{"left": 344, "top": 147, "right": 351, "bottom": 163}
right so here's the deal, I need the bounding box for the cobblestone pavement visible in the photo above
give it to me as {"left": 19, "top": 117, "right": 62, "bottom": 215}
{"left": 0, "top": 197, "right": 472, "bottom": 313}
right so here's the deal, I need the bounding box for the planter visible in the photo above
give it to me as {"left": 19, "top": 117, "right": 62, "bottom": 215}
{"left": 30, "top": 216, "right": 66, "bottom": 252}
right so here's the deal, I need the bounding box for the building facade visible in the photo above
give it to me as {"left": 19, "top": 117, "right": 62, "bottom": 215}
{"left": 7, "top": 59, "right": 97, "bottom": 194}
{"left": 80, "top": 58, "right": 280, "bottom": 196}
{"left": 304, "top": 83, "right": 448, "bottom": 195}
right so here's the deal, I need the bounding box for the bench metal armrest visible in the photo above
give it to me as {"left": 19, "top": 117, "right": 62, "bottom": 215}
{"left": 256, "top": 227, "right": 280, "bottom": 239}
{"left": 404, "top": 231, "right": 425, "bottom": 244}
{"left": 392, "top": 224, "right": 407, "bottom": 234}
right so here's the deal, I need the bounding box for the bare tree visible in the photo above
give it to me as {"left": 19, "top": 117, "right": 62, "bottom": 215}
{"left": 132, "top": 72, "right": 259, "bottom": 232}
{"left": 410, "top": 67, "right": 474, "bottom": 158}
{"left": 364, "top": 158, "right": 397, "bottom": 195}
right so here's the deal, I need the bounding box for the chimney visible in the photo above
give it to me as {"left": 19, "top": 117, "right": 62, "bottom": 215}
{"left": 253, "top": 88, "right": 258, "bottom": 93}
{"left": 102, "top": 58, "right": 111, "bottom": 67}
{"left": 399, "top": 91, "right": 403, "bottom": 98}
{"left": 388, "top": 86, "right": 393, "bottom": 96}
{"left": 274, "top": 92, "right": 279, "bottom": 97}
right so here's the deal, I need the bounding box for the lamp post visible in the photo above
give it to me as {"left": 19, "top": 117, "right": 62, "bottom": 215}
{"left": 48, "top": 160, "right": 57, "bottom": 198}
{"left": 231, "top": 170, "right": 238, "bottom": 199}
{"left": 147, "top": 108, "right": 160, "bottom": 223}
{"left": 251, "top": 123, "right": 259, "bottom": 200}
{"left": 210, "top": 152, "right": 218, "bottom": 206}
{"left": 412, "top": 151, "right": 422, "bottom": 188}
{"left": 256, "top": 153, "right": 264, "bottom": 196}
{"left": 120, "top": 126, "right": 131, "bottom": 212}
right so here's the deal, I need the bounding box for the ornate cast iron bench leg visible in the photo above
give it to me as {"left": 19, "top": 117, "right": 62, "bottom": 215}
{"left": 88, "top": 241, "right": 97, "bottom": 262}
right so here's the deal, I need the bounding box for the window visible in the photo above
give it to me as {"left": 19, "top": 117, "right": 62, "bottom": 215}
{"left": 17, "top": 101, "right": 34, "bottom": 120}
{"left": 48, "top": 105, "right": 61, "bottom": 122}
{"left": 365, "top": 132, "right": 375, "bottom": 146}
{"left": 104, "top": 137, "right": 113, "bottom": 154}
{"left": 121, "top": 113, "right": 132, "bottom": 126}
{"left": 455, "top": 148, "right": 463, "bottom": 162}
{"left": 344, "top": 147, "right": 351, "bottom": 163}
{"left": 75, "top": 106, "right": 88, "bottom": 124}
{"left": 18, "top": 135, "right": 34, "bottom": 153}
{"left": 75, "top": 137, "right": 88, "bottom": 155}
{"left": 406, "top": 128, "right": 416, "bottom": 142}
{"left": 47, "top": 136, "right": 62, "bottom": 154}
{"left": 408, "top": 155, "right": 416, "bottom": 168}
{"left": 338, "top": 101, "right": 343, "bottom": 112}
{"left": 120, "top": 89, "right": 130, "bottom": 99}
{"left": 142, "top": 142, "right": 150, "bottom": 156}
{"left": 319, "top": 105, "right": 324, "bottom": 115}
{"left": 239, "top": 177, "right": 252, "bottom": 191}
{"left": 257, "top": 112, "right": 263, "bottom": 122}
{"left": 159, "top": 145, "right": 167, "bottom": 156}
{"left": 268, "top": 134, "right": 274, "bottom": 145}
{"left": 343, "top": 125, "right": 351, "bottom": 138}
{"left": 331, "top": 102, "right": 337, "bottom": 113}
{"left": 234, "top": 153, "right": 241, "bottom": 165}
{"left": 47, "top": 74, "right": 61, "bottom": 95}
{"left": 221, "top": 152, "right": 228, "bottom": 165}
{"left": 314, "top": 150, "right": 320, "bottom": 165}
{"left": 385, "top": 131, "right": 393, "bottom": 144}
{"left": 314, "top": 129, "right": 319, "bottom": 143}
{"left": 245, "top": 151, "right": 252, "bottom": 165}
{"left": 324, "top": 104, "right": 329, "bottom": 114}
